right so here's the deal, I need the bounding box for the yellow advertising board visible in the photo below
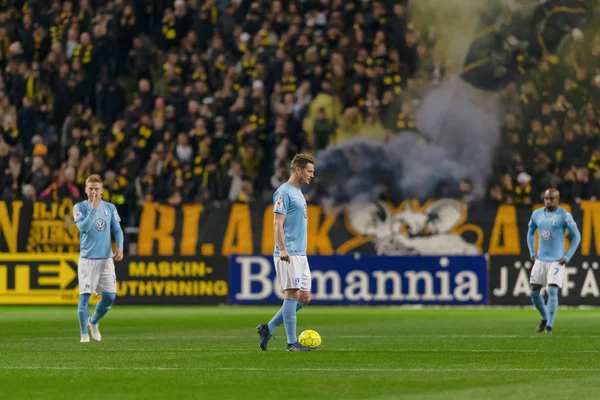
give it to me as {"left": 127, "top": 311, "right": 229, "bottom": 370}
{"left": 0, "top": 253, "right": 93, "bottom": 305}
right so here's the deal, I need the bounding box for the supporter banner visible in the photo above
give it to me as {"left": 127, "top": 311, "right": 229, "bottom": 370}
{"left": 2, "top": 198, "right": 599, "bottom": 258}
{"left": 490, "top": 256, "right": 600, "bottom": 306}
{"left": 228, "top": 255, "right": 488, "bottom": 305}
{"left": 0, "top": 254, "right": 228, "bottom": 305}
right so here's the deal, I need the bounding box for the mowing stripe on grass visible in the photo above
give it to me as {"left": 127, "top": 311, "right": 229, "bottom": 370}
{"left": 1, "top": 366, "right": 599, "bottom": 373}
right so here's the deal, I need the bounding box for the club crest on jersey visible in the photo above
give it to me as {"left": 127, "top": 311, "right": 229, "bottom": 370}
{"left": 95, "top": 219, "right": 107, "bottom": 231}
{"left": 541, "top": 230, "right": 551, "bottom": 240}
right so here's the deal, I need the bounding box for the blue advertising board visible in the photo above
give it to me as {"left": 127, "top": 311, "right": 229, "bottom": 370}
{"left": 228, "top": 255, "right": 488, "bottom": 305}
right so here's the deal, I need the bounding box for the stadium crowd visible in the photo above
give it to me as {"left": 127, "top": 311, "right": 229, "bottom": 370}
{"left": 0, "top": 0, "right": 599, "bottom": 225}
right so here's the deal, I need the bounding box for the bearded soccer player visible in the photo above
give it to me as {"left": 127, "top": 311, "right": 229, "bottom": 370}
{"left": 257, "top": 154, "right": 315, "bottom": 352}
{"left": 527, "top": 188, "right": 581, "bottom": 334}
{"left": 73, "top": 174, "right": 124, "bottom": 343}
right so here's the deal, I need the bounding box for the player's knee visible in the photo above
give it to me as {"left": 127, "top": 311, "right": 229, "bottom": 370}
{"left": 299, "top": 293, "right": 311, "bottom": 305}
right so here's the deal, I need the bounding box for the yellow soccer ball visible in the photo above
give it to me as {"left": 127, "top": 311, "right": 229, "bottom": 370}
{"left": 298, "top": 330, "right": 321, "bottom": 349}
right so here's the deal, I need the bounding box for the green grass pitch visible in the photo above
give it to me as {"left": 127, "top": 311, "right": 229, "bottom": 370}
{"left": 1, "top": 306, "right": 599, "bottom": 400}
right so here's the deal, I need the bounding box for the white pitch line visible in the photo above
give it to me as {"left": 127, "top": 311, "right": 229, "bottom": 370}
{"left": 0, "top": 366, "right": 599, "bottom": 373}
{"left": 8, "top": 348, "right": 600, "bottom": 354}
{"left": 9, "top": 334, "right": 600, "bottom": 341}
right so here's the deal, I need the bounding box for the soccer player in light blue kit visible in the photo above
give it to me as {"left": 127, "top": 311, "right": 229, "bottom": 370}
{"left": 73, "top": 174, "right": 124, "bottom": 343}
{"left": 527, "top": 188, "right": 581, "bottom": 334}
{"left": 257, "top": 154, "right": 315, "bottom": 351}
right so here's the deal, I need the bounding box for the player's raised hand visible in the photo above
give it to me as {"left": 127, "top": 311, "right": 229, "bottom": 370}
{"left": 559, "top": 257, "right": 567, "bottom": 265}
{"left": 114, "top": 248, "right": 124, "bottom": 261}
{"left": 280, "top": 249, "right": 290, "bottom": 263}
{"left": 91, "top": 192, "right": 101, "bottom": 208}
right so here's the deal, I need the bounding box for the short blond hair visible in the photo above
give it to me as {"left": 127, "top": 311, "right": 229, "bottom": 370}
{"left": 291, "top": 153, "right": 315, "bottom": 170}
{"left": 85, "top": 174, "right": 103, "bottom": 185}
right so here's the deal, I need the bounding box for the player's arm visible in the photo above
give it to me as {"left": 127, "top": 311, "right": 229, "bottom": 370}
{"left": 273, "top": 192, "right": 290, "bottom": 262}
{"left": 73, "top": 204, "right": 96, "bottom": 232}
{"left": 111, "top": 205, "right": 124, "bottom": 261}
{"left": 527, "top": 215, "right": 538, "bottom": 259}
{"left": 564, "top": 213, "right": 581, "bottom": 263}
{"left": 274, "top": 213, "right": 287, "bottom": 252}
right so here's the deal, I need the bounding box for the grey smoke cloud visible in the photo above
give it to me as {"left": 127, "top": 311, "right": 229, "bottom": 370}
{"left": 314, "top": 78, "right": 501, "bottom": 205}
{"left": 313, "top": 0, "right": 591, "bottom": 206}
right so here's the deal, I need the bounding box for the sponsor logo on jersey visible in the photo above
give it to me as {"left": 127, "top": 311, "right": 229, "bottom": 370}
{"left": 95, "top": 219, "right": 107, "bottom": 231}
{"left": 541, "top": 230, "right": 551, "bottom": 240}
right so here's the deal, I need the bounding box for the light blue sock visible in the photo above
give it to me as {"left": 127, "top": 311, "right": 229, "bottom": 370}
{"left": 78, "top": 294, "right": 91, "bottom": 335}
{"left": 282, "top": 298, "right": 299, "bottom": 344}
{"left": 268, "top": 302, "right": 304, "bottom": 334}
{"left": 547, "top": 286, "right": 559, "bottom": 327}
{"left": 90, "top": 292, "right": 116, "bottom": 325}
{"left": 530, "top": 290, "right": 548, "bottom": 321}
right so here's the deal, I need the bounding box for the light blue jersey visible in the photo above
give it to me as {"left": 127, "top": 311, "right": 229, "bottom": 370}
{"left": 527, "top": 207, "right": 581, "bottom": 263}
{"left": 273, "top": 183, "right": 307, "bottom": 256}
{"left": 74, "top": 200, "right": 124, "bottom": 259}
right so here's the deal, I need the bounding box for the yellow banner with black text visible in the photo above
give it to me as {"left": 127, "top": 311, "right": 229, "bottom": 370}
{"left": 2, "top": 199, "right": 600, "bottom": 257}
{"left": 0, "top": 253, "right": 228, "bottom": 305}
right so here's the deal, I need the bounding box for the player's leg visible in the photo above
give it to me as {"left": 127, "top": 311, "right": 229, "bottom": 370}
{"left": 78, "top": 293, "right": 91, "bottom": 342}
{"left": 297, "top": 255, "right": 312, "bottom": 309}
{"left": 545, "top": 262, "right": 565, "bottom": 333}
{"left": 283, "top": 256, "right": 312, "bottom": 351}
{"left": 77, "top": 259, "right": 101, "bottom": 342}
{"left": 529, "top": 261, "right": 548, "bottom": 332}
{"left": 258, "top": 257, "right": 300, "bottom": 350}
{"left": 266, "top": 257, "right": 310, "bottom": 334}
{"left": 88, "top": 259, "right": 117, "bottom": 341}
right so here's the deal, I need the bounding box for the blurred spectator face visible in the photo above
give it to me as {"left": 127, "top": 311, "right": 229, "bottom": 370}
{"left": 541, "top": 103, "right": 551, "bottom": 114}
{"left": 188, "top": 100, "right": 199, "bottom": 115}
{"left": 140, "top": 114, "right": 151, "bottom": 126}
{"left": 64, "top": 167, "right": 76, "bottom": 183}
{"left": 68, "top": 29, "right": 78, "bottom": 42}
{"left": 576, "top": 168, "right": 588, "bottom": 181}
{"left": 565, "top": 130, "right": 574, "bottom": 141}
{"left": 177, "top": 133, "right": 188, "bottom": 145}
{"left": 32, "top": 156, "right": 45, "bottom": 171}
{"left": 564, "top": 79, "right": 574, "bottom": 91}
{"left": 68, "top": 145, "right": 80, "bottom": 160}
{"left": 502, "top": 173, "right": 512, "bottom": 187}
{"left": 139, "top": 79, "right": 151, "bottom": 92}
{"left": 231, "top": 161, "right": 242, "bottom": 175}
{"left": 242, "top": 179, "right": 254, "bottom": 194}
{"left": 283, "top": 60, "right": 294, "bottom": 74}
{"left": 80, "top": 32, "right": 91, "bottom": 46}
{"left": 3, "top": 115, "right": 15, "bottom": 128}
{"left": 154, "top": 117, "right": 165, "bottom": 130}
{"left": 194, "top": 118, "right": 206, "bottom": 131}
{"left": 22, "top": 184, "right": 36, "bottom": 201}
{"left": 531, "top": 120, "right": 542, "bottom": 133}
